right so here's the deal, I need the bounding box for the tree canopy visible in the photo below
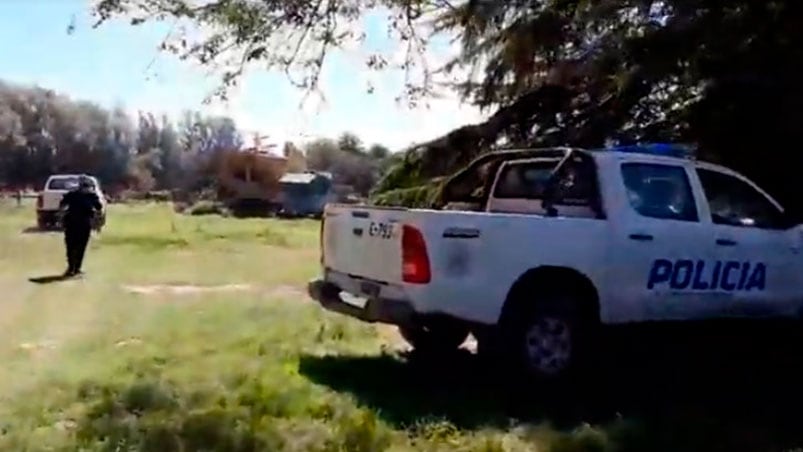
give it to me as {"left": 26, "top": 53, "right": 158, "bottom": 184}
{"left": 92, "top": 0, "right": 803, "bottom": 215}
{"left": 0, "top": 79, "right": 243, "bottom": 193}
{"left": 305, "top": 133, "right": 391, "bottom": 196}
{"left": 0, "top": 78, "right": 391, "bottom": 200}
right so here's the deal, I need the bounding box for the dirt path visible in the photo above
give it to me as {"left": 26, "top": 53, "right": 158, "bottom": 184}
{"left": 121, "top": 283, "right": 308, "bottom": 300}
{"left": 122, "top": 283, "right": 255, "bottom": 295}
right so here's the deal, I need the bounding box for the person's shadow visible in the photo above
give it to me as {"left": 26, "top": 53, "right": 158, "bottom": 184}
{"left": 28, "top": 274, "right": 72, "bottom": 284}
{"left": 21, "top": 227, "right": 53, "bottom": 234}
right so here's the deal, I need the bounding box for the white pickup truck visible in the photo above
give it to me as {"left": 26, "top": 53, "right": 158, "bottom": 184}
{"left": 308, "top": 144, "right": 803, "bottom": 380}
{"left": 36, "top": 174, "right": 106, "bottom": 231}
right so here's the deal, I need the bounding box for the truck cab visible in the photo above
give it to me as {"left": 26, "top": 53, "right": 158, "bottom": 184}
{"left": 485, "top": 157, "right": 599, "bottom": 218}
{"left": 308, "top": 144, "right": 803, "bottom": 380}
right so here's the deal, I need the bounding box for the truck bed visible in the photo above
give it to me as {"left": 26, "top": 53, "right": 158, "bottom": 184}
{"left": 322, "top": 204, "right": 410, "bottom": 284}
{"left": 321, "top": 203, "right": 609, "bottom": 324}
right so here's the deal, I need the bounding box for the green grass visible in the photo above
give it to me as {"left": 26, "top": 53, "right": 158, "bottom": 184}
{"left": 0, "top": 200, "right": 527, "bottom": 451}
{"left": 1, "top": 199, "right": 803, "bottom": 451}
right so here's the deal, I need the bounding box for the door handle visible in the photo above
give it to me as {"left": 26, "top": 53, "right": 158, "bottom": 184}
{"left": 628, "top": 233, "right": 654, "bottom": 242}
{"left": 716, "top": 238, "right": 737, "bottom": 246}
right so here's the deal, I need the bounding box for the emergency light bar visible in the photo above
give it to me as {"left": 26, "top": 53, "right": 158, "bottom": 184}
{"left": 604, "top": 143, "right": 696, "bottom": 159}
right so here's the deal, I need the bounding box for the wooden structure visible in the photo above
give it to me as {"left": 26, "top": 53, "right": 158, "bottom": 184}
{"left": 216, "top": 134, "right": 287, "bottom": 203}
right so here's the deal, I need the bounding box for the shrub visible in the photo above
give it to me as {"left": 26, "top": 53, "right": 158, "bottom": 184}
{"left": 370, "top": 183, "right": 440, "bottom": 208}
{"left": 186, "top": 201, "right": 228, "bottom": 216}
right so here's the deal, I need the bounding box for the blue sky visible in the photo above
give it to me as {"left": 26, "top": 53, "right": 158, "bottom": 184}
{"left": 0, "top": 0, "right": 485, "bottom": 151}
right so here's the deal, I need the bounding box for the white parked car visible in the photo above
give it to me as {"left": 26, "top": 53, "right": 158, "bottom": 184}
{"left": 36, "top": 174, "right": 106, "bottom": 231}
{"left": 308, "top": 144, "right": 802, "bottom": 380}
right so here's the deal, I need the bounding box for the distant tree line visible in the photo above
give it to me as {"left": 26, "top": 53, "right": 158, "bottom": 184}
{"left": 0, "top": 79, "right": 393, "bottom": 198}
{"left": 303, "top": 132, "right": 394, "bottom": 196}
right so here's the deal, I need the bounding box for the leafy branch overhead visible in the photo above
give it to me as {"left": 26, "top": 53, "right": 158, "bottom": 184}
{"left": 91, "top": 0, "right": 444, "bottom": 103}
{"left": 92, "top": 0, "right": 803, "bottom": 218}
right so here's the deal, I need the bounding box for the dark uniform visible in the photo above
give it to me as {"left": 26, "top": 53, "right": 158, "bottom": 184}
{"left": 59, "top": 177, "right": 102, "bottom": 276}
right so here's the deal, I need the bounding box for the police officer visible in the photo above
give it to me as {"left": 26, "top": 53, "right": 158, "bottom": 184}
{"left": 59, "top": 175, "right": 103, "bottom": 277}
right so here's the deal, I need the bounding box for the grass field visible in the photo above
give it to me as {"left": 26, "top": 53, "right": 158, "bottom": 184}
{"left": 1, "top": 199, "right": 803, "bottom": 451}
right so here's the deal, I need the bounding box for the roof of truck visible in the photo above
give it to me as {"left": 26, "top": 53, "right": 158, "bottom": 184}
{"left": 589, "top": 143, "right": 693, "bottom": 164}
{"left": 47, "top": 174, "right": 98, "bottom": 180}
{"left": 589, "top": 144, "right": 738, "bottom": 174}
{"left": 280, "top": 172, "right": 331, "bottom": 184}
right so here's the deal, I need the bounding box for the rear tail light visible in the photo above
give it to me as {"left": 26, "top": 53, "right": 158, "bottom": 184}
{"left": 36, "top": 194, "right": 43, "bottom": 209}
{"left": 402, "top": 224, "right": 431, "bottom": 284}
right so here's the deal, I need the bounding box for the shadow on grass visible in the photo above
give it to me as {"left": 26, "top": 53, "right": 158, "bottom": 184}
{"left": 98, "top": 234, "right": 190, "bottom": 249}
{"left": 21, "top": 226, "right": 56, "bottom": 234}
{"left": 28, "top": 274, "right": 72, "bottom": 284}
{"left": 300, "top": 321, "right": 803, "bottom": 451}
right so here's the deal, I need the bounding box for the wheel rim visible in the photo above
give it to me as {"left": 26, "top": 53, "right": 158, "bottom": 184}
{"left": 524, "top": 316, "right": 572, "bottom": 376}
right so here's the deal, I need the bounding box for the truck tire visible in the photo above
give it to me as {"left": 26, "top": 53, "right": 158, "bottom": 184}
{"left": 399, "top": 322, "right": 469, "bottom": 354}
{"left": 503, "top": 292, "right": 596, "bottom": 382}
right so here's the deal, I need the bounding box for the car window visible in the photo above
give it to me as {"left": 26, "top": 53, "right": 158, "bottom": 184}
{"left": 696, "top": 168, "right": 787, "bottom": 229}
{"left": 621, "top": 163, "right": 698, "bottom": 222}
{"left": 493, "top": 159, "right": 595, "bottom": 205}
{"left": 47, "top": 177, "right": 79, "bottom": 190}
{"left": 494, "top": 161, "right": 556, "bottom": 199}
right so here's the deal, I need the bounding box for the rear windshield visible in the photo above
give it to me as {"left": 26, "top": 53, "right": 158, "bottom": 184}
{"left": 492, "top": 158, "right": 600, "bottom": 207}
{"left": 493, "top": 161, "right": 557, "bottom": 199}
{"left": 47, "top": 177, "right": 80, "bottom": 190}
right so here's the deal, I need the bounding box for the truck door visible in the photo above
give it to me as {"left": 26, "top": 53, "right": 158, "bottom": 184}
{"left": 610, "top": 160, "right": 717, "bottom": 322}
{"left": 692, "top": 166, "right": 799, "bottom": 317}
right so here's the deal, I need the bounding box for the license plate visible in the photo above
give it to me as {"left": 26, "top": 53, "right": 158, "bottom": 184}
{"left": 360, "top": 281, "right": 380, "bottom": 298}
{"left": 368, "top": 221, "right": 395, "bottom": 239}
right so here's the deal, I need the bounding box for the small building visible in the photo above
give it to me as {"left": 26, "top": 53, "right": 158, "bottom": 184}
{"left": 278, "top": 171, "right": 335, "bottom": 218}
{"left": 212, "top": 134, "right": 297, "bottom": 216}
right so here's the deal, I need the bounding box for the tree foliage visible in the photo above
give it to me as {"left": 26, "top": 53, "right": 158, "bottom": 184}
{"left": 381, "top": 0, "right": 803, "bottom": 213}
{"left": 93, "top": 0, "right": 803, "bottom": 214}
{"left": 91, "top": 0, "right": 436, "bottom": 103}
{"left": 0, "top": 79, "right": 389, "bottom": 202}
{"left": 0, "top": 79, "right": 241, "bottom": 194}
{"left": 304, "top": 132, "right": 392, "bottom": 196}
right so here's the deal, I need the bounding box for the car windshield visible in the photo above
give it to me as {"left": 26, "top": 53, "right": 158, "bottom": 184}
{"left": 47, "top": 177, "right": 80, "bottom": 190}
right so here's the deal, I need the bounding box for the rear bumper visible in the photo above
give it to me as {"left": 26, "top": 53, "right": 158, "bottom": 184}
{"left": 307, "top": 278, "right": 416, "bottom": 325}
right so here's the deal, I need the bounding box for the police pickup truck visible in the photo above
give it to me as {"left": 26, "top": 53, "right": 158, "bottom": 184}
{"left": 308, "top": 144, "right": 803, "bottom": 380}
{"left": 36, "top": 174, "right": 106, "bottom": 231}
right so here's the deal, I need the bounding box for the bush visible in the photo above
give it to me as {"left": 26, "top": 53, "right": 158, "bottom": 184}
{"left": 74, "top": 379, "right": 285, "bottom": 452}
{"left": 143, "top": 190, "right": 172, "bottom": 202}
{"left": 186, "top": 200, "right": 228, "bottom": 216}
{"left": 372, "top": 151, "right": 425, "bottom": 194}
{"left": 370, "top": 183, "right": 440, "bottom": 208}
